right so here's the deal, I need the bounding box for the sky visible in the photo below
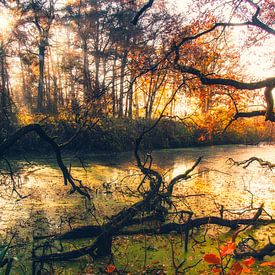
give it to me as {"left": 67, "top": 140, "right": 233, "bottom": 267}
{"left": 169, "top": 0, "right": 191, "bottom": 11}
{"left": 169, "top": 0, "right": 274, "bottom": 79}
{"left": 0, "top": 0, "right": 274, "bottom": 79}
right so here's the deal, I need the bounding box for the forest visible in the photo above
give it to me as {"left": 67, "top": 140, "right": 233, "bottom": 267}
{"left": 0, "top": 0, "right": 274, "bottom": 274}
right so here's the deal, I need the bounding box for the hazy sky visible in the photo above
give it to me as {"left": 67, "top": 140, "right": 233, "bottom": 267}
{"left": 170, "top": 0, "right": 190, "bottom": 9}
{"left": 168, "top": 0, "right": 191, "bottom": 12}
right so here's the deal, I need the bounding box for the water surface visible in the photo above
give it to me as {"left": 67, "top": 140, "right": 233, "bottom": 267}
{"left": 0, "top": 144, "right": 274, "bottom": 238}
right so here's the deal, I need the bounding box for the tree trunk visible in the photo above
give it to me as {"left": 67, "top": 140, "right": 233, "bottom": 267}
{"left": 37, "top": 43, "right": 46, "bottom": 112}
{"left": 134, "top": 87, "right": 139, "bottom": 118}
{"left": 56, "top": 55, "right": 64, "bottom": 108}
{"left": 19, "top": 44, "right": 32, "bottom": 109}
{"left": 83, "top": 38, "right": 91, "bottom": 101}
{"left": 118, "top": 50, "right": 128, "bottom": 118}
{"left": 128, "top": 79, "right": 134, "bottom": 119}
{"left": 111, "top": 56, "right": 117, "bottom": 117}
{"left": 49, "top": 48, "right": 58, "bottom": 114}
{"left": 0, "top": 45, "right": 11, "bottom": 114}
{"left": 94, "top": 23, "right": 100, "bottom": 92}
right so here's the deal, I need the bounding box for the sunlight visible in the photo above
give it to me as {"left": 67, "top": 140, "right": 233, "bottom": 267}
{"left": 0, "top": 14, "right": 10, "bottom": 31}
{"left": 241, "top": 43, "right": 275, "bottom": 79}
{"left": 0, "top": 12, "right": 13, "bottom": 39}
{"left": 231, "top": 28, "right": 275, "bottom": 79}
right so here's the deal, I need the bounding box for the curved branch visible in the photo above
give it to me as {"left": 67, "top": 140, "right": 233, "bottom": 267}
{"left": 228, "top": 157, "right": 275, "bottom": 169}
{"left": 174, "top": 63, "right": 275, "bottom": 122}
{"left": 0, "top": 124, "right": 90, "bottom": 199}
{"left": 174, "top": 63, "right": 275, "bottom": 90}
{"left": 166, "top": 157, "right": 201, "bottom": 195}
{"left": 132, "top": 0, "right": 154, "bottom": 25}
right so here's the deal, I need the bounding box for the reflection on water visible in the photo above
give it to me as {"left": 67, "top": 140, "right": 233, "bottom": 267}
{"left": 0, "top": 144, "right": 274, "bottom": 238}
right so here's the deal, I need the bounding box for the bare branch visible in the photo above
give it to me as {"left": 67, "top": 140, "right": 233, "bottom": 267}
{"left": 132, "top": 0, "right": 154, "bottom": 25}
{"left": 228, "top": 157, "right": 275, "bottom": 169}
{"left": 0, "top": 124, "right": 91, "bottom": 200}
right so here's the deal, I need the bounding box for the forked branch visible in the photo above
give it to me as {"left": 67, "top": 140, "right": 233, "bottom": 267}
{"left": 0, "top": 124, "right": 91, "bottom": 199}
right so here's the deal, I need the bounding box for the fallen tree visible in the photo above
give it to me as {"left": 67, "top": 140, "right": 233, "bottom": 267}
{"left": 0, "top": 120, "right": 273, "bottom": 267}
{"left": 27, "top": 122, "right": 274, "bottom": 264}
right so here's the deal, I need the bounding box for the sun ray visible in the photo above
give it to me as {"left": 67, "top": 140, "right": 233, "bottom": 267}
{"left": 0, "top": 11, "right": 14, "bottom": 39}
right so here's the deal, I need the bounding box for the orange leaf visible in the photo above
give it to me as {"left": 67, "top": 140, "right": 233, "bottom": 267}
{"left": 242, "top": 267, "right": 252, "bottom": 273}
{"left": 242, "top": 257, "right": 255, "bottom": 267}
{"left": 106, "top": 264, "right": 116, "bottom": 273}
{"left": 212, "top": 266, "right": 222, "bottom": 274}
{"left": 203, "top": 254, "right": 221, "bottom": 265}
{"left": 259, "top": 261, "right": 275, "bottom": 267}
{"left": 229, "top": 262, "right": 243, "bottom": 275}
{"left": 220, "top": 242, "right": 236, "bottom": 257}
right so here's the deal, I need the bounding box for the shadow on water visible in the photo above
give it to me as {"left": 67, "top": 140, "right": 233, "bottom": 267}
{"left": 0, "top": 144, "right": 274, "bottom": 273}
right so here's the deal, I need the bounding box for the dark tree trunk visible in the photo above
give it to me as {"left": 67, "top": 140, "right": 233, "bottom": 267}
{"left": 111, "top": 56, "right": 117, "bottom": 117}
{"left": 0, "top": 45, "right": 11, "bottom": 114}
{"left": 127, "top": 75, "right": 134, "bottom": 118}
{"left": 82, "top": 39, "right": 91, "bottom": 101}
{"left": 37, "top": 43, "right": 45, "bottom": 112}
{"left": 94, "top": 23, "right": 100, "bottom": 92}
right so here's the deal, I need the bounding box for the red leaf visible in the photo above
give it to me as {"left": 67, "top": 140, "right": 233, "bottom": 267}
{"left": 220, "top": 242, "right": 236, "bottom": 257}
{"left": 259, "top": 261, "right": 275, "bottom": 267}
{"left": 203, "top": 254, "right": 221, "bottom": 265}
{"left": 229, "top": 262, "right": 243, "bottom": 275}
{"left": 106, "top": 264, "right": 116, "bottom": 273}
{"left": 242, "top": 257, "right": 255, "bottom": 267}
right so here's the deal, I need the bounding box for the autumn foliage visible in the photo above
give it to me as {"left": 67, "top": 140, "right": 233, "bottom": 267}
{"left": 203, "top": 241, "right": 274, "bottom": 274}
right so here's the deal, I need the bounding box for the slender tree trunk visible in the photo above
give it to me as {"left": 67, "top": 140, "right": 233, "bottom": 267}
{"left": 83, "top": 38, "right": 91, "bottom": 101}
{"left": 18, "top": 44, "right": 32, "bottom": 109}
{"left": 0, "top": 45, "right": 11, "bottom": 113}
{"left": 102, "top": 57, "right": 107, "bottom": 88}
{"left": 127, "top": 74, "right": 135, "bottom": 119}
{"left": 37, "top": 42, "right": 46, "bottom": 112}
{"left": 45, "top": 53, "right": 51, "bottom": 112}
{"left": 134, "top": 87, "right": 139, "bottom": 118}
{"left": 145, "top": 75, "right": 153, "bottom": 119}
{"left": 125, "top": 88, "right": 129, "bottom": 117}
{"left": 49, "top": 48, "right": 58, "bottom": 114}
{"left": 0, "top": 51, "right": 7, "bottom": 110}
{"left": 148, "top": 93, "right": 156, "bottom": 119}
{"left": 94, "top": 23, "right": 100, "bottom": 92}
{"left": 118, "top": 50, "right": 128, "bottom": 118}
{"left": 111, "top": 56, "right": 117, "bottom": 117}
{"left": 56, "top": 55, "right": 64, "bottom": 108}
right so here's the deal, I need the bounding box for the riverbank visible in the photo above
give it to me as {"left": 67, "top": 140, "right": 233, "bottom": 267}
{"left": 1, "top": 117, "right": 273, "bottom": 155}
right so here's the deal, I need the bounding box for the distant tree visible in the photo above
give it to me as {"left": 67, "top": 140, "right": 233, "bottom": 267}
{"left": 14, "top": 0, "right": 56, "bottom": 113}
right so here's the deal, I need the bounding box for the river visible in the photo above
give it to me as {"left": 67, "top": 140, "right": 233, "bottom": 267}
{"left": 0, "top": 144, "right": 274, "bottom": 239}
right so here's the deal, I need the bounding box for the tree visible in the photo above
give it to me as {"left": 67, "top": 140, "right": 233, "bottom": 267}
{"left": 0, "top": 0, "right": 274, "bottom": 273}
{"left": 14, "top": 0, "right": 56, "bottom": 112}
